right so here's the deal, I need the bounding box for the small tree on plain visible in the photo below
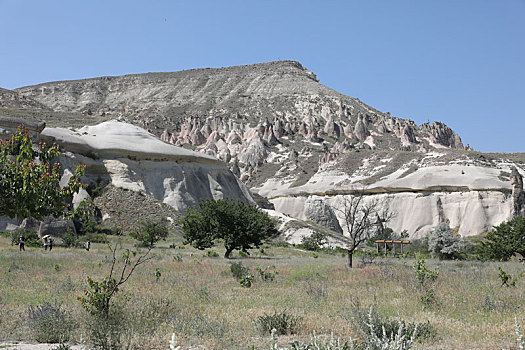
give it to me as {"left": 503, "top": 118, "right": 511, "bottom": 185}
{"left": 427, "top": 222, "right": 465, "bottom": 260}
{"left": 181, "top": 199, "right": 278, "bottom": 258}
{"left": 130, "top": 219, "right": 169, "bottom": 248}
{"left": 332, "top": 192, "right": 395, "bottom": 268}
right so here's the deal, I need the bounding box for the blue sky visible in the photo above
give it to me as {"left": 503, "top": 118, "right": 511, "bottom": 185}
{"left": 0, "top": 0, "right": 523, "bottom": 153}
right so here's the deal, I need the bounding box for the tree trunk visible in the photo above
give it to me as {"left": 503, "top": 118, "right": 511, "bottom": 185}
{"left": 347, "top": 249, "right": 353, "bottom": 268}
{"left": 224, "top": 246, "right": 234, "bottom": 259}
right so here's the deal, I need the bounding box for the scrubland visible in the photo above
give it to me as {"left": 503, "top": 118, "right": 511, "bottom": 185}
{"left": 0, "top": 236, "right": 524, "bottom": 350}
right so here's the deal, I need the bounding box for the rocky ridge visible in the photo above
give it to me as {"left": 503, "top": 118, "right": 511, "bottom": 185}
{"left": 2, "top": 61, "right": 524, "bottom": 238}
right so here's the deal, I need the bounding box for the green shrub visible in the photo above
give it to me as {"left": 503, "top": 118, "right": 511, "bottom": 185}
{"left": 85, "top": 232, "right": 108, "bottom": 243}
{"left": 285, "top": 332, "right": 359, "bottom": 350}
{"left": 299, "top": 231, "right": 328, "bottom": 251}
{"left": 413, "top": 256, "right": 439, "bottom": 308}
{"left": 27, "top": 300, "right": 73, "bottom": 343}
{"left": 130, "top": 219, "right": 169, "bottom": 248}
{"left": 206, "top": 250, "right": 220, "bottom": 258}
{"left": 61, "top": 228, "right": 81, "bottom": 248}
{"left": 478, "top": 216, "right": 525, "bottom": 261}
{"left": 230, "top": 262, "right": 250, "bottom": 280}
{"left": 12, "top": 229, "right": 42, "bottom": 247}
{"left": 255, "top": 311, "right": 301, "bottom": 335}
{"left": 240, "top": 274, "right": 254, "bottom": 288}
{"left": 256, "top": 266, "right": 278, "bottom": 282}
{"left": 413, "top": 256, "right": 438, "bottom": 288}
{"left": 499, "top": 266, "right": 523, "bottom": 287}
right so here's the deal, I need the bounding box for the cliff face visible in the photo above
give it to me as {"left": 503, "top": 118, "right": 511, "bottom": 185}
{"left": 0, "top": 120, "right": 254, "bottom": 233}
{"left": 4, "top": 61, "right": 523, "bottom": 238}
{"left": 41, "top": 121, "right": 254, "bottom": 212}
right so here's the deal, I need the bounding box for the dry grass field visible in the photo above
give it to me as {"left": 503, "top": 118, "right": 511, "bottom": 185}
{"left": 0, "top": 234, "right": 524, "bottom": 350}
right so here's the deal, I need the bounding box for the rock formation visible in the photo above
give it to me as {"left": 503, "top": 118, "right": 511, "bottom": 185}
{"left": 0, "top": 119, "right": 254, "bottom": 232}
{"left": 1, "top": 61, "right": 522, "bottom": 239}
{"left": 511, "top": 167, "right": 525, "bottom": 218}
{"left": 304, "top": 197, "right": 342, "bottom": 233}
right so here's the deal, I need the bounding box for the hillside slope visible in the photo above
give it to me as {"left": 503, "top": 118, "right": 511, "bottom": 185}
{"left": 4, "top": 61, "right": 524, "bottom": 237}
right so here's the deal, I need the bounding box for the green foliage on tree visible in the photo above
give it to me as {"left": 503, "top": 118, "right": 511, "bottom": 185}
{"left": 478, "top": 216, "right": 525, "bottom": 261}
{"left": 181, "top": 199, "right": 278, "bottom": 258}
{"left": 130, "top": 219, "right": 169, "bottom": 248}
{"left": 0, "top": 127, "right": 87, "bottom": 221}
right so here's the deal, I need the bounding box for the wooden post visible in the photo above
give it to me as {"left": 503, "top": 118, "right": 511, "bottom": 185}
{"left": 384, "top": 241, "right": 387, "bottom": 256}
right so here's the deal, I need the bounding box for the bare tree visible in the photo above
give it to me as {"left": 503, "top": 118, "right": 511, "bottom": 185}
{"left": 332, "top": 191, "right": 395, "bottom": 268}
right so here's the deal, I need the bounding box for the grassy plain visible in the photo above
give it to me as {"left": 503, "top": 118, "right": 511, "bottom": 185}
{"left": 0, "top": 235, "right": 524, "bottom": 349}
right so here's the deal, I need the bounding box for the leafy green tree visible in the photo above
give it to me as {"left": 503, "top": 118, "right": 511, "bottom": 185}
{"left": 478, "top": 216, "right": 525, "bottom": 261}
{"left": 0, "top": 126, "right": 87, "bottom": 221}
{"left": 130, "top": 219, "right": 169, "bottom": 248}
{"left": 181, "top": 199, "right": 278, "bottom": 258}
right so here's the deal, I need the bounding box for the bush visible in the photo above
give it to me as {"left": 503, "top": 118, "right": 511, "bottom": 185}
{"left": 478, "top": 216, "right": 525, "bottom": 261}
{"left": 256, "top": 266, "right": 278, "bottom": 282}
{"left": 285, "top": 333, "right": 359, "bottom": 350}
{"left": 75, "top": 217, "right": 100, "bottom": 236}
{"left": 206, "top": 250, "right": 219, "bottom": 258}
{"left": 230, "top": 261, "right": 250, "bottom": 280}
{"left": 350, "top": 302, "right": 436, "bottom": 343}
{"left": 130, "top": 219, "right": 169, "bottom": 248}
{"left": 240, "top": 274, "right": 254, "bottom": 288}
{"left": 85, "top": 232, "right": 108, "bottom": 243}
{"left": 255, "top": 311, "right": 301, "bottom": 335}
{"left": 300, "top": 231, "right": 328, "bottom": 251}
{"left": 27, "top": 300, "right": 73, "bottom": 343}
{"left": 368, "top": 227, "right": 396, "bottom": 247}
{"left": 12, "top": 229, "right": 42, "bottom": 247}
{"left": 61, "top": 228, "right": 81, "bottom": 248}
{"left": 413, "top": 256, "right": 439, "bottom": 308}
{"left": 84, "top": 309, "right": 128, "bottom": 350}
{"left": 427, "top": 222, "right": 465, "bottom": 259}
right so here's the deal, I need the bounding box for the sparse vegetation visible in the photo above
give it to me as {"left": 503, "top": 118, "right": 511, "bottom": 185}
{"left": 256, "top": 311, "right": 302, "bottom": 335}
{"left": 27, "top": 300, "right": 73, "bottom": 343}
{"left": 300, "top": 231, "right": 328, "bottom": 251}
{"left": 1, "top": 232, "right": 524, "bottom": 349}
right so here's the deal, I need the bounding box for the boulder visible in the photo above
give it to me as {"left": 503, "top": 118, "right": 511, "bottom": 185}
{"left": 304, "top": 197, "right": 343, "bottom": 233}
